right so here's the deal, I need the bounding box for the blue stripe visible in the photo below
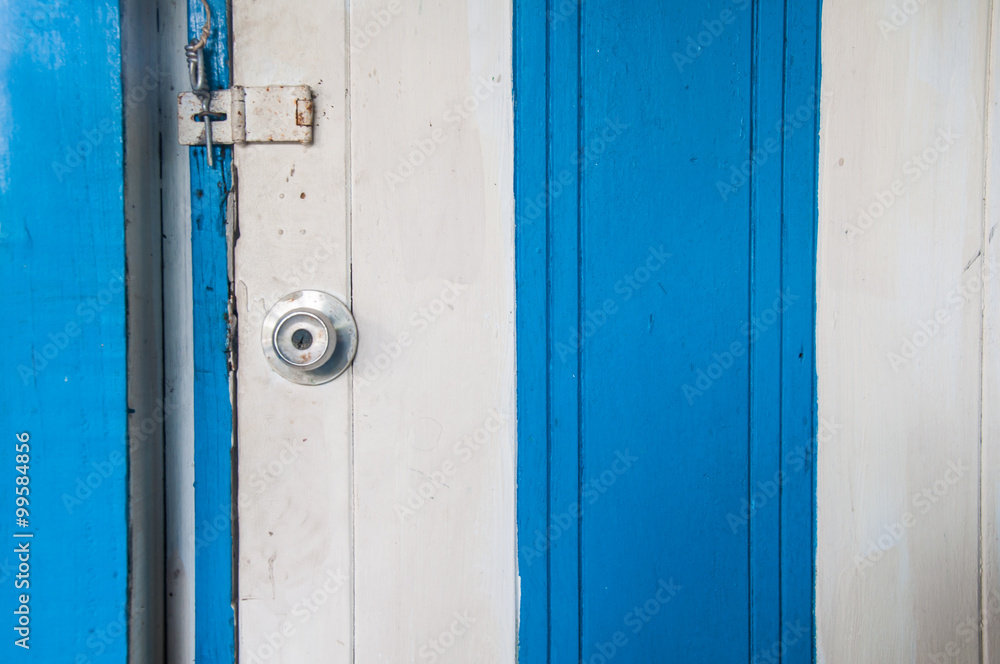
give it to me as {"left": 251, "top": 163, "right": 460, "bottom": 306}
{"left": 0, "top": 2, "right": 128, "bottom": 660}
{"left": 188, "top": 0, "right": 236, "bottom": 661}
{"left": 515, "top": 1, "right": 821, "bottom": 661}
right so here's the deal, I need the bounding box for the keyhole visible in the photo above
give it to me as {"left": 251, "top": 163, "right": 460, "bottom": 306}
{"left": 291, "top": 328, "right": 313, "bottom": 350}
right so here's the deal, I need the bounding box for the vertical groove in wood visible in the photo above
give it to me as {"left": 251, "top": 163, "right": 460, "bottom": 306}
{"left": 982, "top": 1, "right": 1000, "bottom": 661}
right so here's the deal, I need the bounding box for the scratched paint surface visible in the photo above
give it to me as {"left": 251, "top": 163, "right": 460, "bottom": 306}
{"left": 187, "top": 0, "right": 236, "bottom": 661}
{"left": 515, "top": 0, "right": 820, "bottom": 660}
{"left": 0, "top": 1, "right": 128, "bottom": 661}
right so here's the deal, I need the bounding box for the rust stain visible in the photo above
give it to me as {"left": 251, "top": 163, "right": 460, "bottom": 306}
{"left": 296, "top": 98, "right": 314, "bottom": 127}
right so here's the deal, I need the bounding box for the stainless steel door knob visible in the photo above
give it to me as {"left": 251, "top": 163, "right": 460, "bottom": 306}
{"left": 261, "top": 290, "right": 358, "bottom": 385}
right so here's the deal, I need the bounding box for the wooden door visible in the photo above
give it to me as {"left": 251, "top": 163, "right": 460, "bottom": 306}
{"left": 514, "top": 1, "right": 819, "bottom": 661}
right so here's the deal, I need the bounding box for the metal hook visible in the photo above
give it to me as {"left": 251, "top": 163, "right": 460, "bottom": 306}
{"left": 185, "top": 0, "right": 215, "bottom": 166}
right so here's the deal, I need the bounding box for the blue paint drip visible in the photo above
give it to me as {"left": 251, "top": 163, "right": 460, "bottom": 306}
{"left": 0, "top": 2, "right": 128, "bottom": 661}
{"left": 188, "top": 0, "right": 236, "bottom": 662}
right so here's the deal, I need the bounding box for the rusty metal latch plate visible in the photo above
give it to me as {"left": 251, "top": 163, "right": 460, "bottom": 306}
{"left": 178, "top": 85, "right": 314, "bottom": 146}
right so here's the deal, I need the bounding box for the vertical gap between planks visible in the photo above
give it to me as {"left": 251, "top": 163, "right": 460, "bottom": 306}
{"left": 575, "top": 0, "right": 585, "bottom": 658}
{"left": 778, "top": 0, "right": 788, "bottom": 655}
{"left": 544, "top": 0, "right": 554, "bottom": 657}
{"left": 747, "top": 0, "right": 759, "bottom": 657}
{"left": 344, "top": 1, "right": 357, "bottom": 661}
{"left": 981, "top": 1, "right": 997, "bottom": 661}
{"left": 811, "top": 1, "right": 822, "bottom": 658}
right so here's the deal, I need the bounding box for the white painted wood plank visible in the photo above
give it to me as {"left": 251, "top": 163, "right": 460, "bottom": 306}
{"left": 232, "top": 1, "right": 353, "bottom": 662}
{"left": 817, "top": 1, "right": 990, "bottom": 661}
{"left": 159, "top": 0, "right": 197, "bottom": 661}
{"left": 982, "top": 1, "right": 1000, "bottom": 659}
{"left": 349, "top": 1, "right": 517, "bottom": 661}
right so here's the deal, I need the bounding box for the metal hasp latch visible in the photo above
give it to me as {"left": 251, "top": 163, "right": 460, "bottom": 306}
{"left": 177, "top": 85, "right": 314, "bottom": 146}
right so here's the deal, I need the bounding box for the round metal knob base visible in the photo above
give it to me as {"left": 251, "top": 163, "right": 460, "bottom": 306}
{"left": 261, "top": 290, "right": 358, "bottom": 385}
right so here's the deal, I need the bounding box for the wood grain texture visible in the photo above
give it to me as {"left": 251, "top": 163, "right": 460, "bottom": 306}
{"left": 350, "top": 0, "right": 517, "bottom": 661}
{"left": 817, "top": 1, "right": 991, "bottom": 661}
{"left": 232, "top": 1, "right": 353, "bottom": 662}
{"left": 188, "top": 0, "right": 236, "bottom": 661}
{"left": 0, "top": 2, "right": 129, "bottom": 660}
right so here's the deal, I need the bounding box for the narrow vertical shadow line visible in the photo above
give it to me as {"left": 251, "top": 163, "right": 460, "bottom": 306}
{"left": 343, "top": 2, "right": 357, "bottom": 663}
{"left": 544, "top": 0, "right": 554, "bottom": 659}
{"left": 979, "top": 2, "right": 997, "bottom": 661}
{"left": 778, "top": 0, "right": 789, "bottom": 658}
{"left": 575, "top": 1, "right": 586, "bottom": 661}
{"left": 811, "top": 1, "right": 822, "bottom": 660}
{"left": 747, "top": 1, "right": 760, "bottom": 661}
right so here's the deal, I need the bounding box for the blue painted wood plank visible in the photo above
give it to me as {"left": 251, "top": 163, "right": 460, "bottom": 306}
{"left": 581, "top": 2, "right": 752, "bottom": 661}
{"left": 188, "top": 0, "right": 236, "bottom": 661}
{"left": 748, "top": 1, "right": 786, "bottom": 658}
{"left": 514, "top": 0, "right": 552, "bottom": 660}
{"left": 0, "top": 2, "right": 129, "bottom": 661}
{"left": 547, "top": 2, "right": 583, "bottom": 662}
{"left": 780, "top": 2, "right": 822, "bottom": 661}
{"left": 515, "top": 1, "right": 822, "bottom": 661}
